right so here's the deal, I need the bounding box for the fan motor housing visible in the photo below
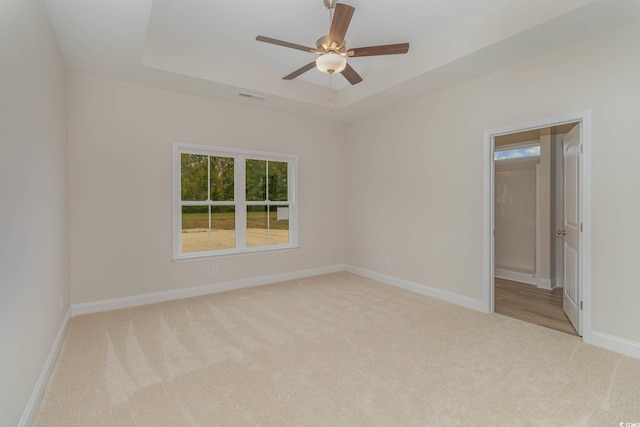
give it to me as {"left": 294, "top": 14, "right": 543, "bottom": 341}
{"left": 323, "top": 0, "right": 337, "bottom": 10}
{"left": 316, "top": 36, "right": 346, "bottom": 53}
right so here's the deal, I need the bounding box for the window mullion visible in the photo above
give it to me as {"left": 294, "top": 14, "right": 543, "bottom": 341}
{"left": 179, "top": 201, "right": 211, "bottom": 206}
{"left": 236, "top": 155, "right": 246, "bottom": 250}
{"left": 265, "top": 160, "right": 270, "bottom": 245}
{"left": 265, "top": 160, "right": 269, "bottom": 203}
{"left": 208, "top": 204, "right": 212, "bottom": 251}
{"left": 289, "top": 158, "right": 297, "bottom": 247}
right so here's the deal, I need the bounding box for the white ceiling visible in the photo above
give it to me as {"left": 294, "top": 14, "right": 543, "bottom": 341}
{"left": 42, "top": 0, "right": 640, "bottom": 122}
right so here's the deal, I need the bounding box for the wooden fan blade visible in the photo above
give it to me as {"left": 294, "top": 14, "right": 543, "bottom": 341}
{"left": 328, "top": 3, "right": 355, "bottom": 48}
{"left": 340, "top": 63, "right": 363, "bottom": 85}
{"left": 256, "top": 35, "right": 316, "bottom": 53}
{"left": 347, "top": 43, "right": 409, "bottom": 57}
{"left": 283, "top": 62, "right": 317, "bottom": 80}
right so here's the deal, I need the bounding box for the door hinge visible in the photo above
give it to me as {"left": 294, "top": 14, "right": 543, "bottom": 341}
{"left": 580, "top": 144, "right": 583, "bottom": 154}
{"left": 580, "top": 223, "right": 583, "bottom": 232}
{"left": 580, "top": 301, "right": 583, "bottom": 310}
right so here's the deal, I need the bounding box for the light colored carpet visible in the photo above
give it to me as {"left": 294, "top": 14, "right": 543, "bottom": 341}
{"left": 34, "top": 272, "right": 640, "bottom": 426}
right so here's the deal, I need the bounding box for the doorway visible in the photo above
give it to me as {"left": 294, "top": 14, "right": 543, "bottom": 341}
{"left": 483, "top": 112, "right": 592, "bottom": 339}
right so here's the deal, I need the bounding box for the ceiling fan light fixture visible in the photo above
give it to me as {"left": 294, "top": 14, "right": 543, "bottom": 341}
{"left": 316, "top": 53, "right": 347, "bottom": 74}
{"left": 256, "top": 1, "right": 409, "bottom": 85}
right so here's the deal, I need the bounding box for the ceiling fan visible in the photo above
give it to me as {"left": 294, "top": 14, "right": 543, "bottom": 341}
{"left": 256, "top": 0, "right": 409, "bottom": 85}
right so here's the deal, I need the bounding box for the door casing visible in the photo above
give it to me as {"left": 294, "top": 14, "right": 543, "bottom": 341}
{"left": 482, "top": 111, "right": 592, "bottom": 343}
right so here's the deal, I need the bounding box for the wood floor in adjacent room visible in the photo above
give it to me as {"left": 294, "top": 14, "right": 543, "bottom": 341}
{"left": 494, "top": 277, "right": 578, "bottom": 336}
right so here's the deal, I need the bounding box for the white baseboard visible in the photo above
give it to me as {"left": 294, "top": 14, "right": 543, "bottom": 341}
{"left": 588, "top": 331, "right": 640, "bottom": 360}
{"left": 346, "top": 267, "right": 640, "bottom": 360}
{"left": 495, "top": 270, "right": 556, "bottom": 290}
{"left": 537, "top": 278, "right": 553, "bottom": 290}
{"left": 68, "top": 265, "right": 640, "bottom": 363}
{"left": 495, "top": 268, "right": 537, "bottom": 286}
{"left": 18, "top": 308, "right": 71, "bottom": 427}
{"left": 346, "top": 266, "right": 485, "bottom": 312}
{"left": 71, "top": 264, "right": 346, "bottom": 316}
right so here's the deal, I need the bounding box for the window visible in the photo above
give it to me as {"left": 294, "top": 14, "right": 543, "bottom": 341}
{"left": 494, "top": 145, "right": 540, "bottom": 161}
{"left": 173, "top": 143, "right": 297, "bottom": 260}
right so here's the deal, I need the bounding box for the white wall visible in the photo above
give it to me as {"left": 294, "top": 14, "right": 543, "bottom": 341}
{"left": 68, "top": 74, "right": 345, "bottom": 304}
{"left": 345, "top": 21, "right": 640, "bottom": 344}
{"left": 0, "top": 0, "right": 69, "bottom": 425}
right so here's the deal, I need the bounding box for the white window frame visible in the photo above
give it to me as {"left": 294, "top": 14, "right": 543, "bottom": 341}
{"left": 173, "top": 142, "right": 298, "bottom": 261}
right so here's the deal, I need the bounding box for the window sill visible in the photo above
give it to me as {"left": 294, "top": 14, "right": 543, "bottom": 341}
{"left": 172, "top": 245, "right": 300, "bottom": 263}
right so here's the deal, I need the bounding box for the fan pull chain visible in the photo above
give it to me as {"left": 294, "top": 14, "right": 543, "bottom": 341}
{"left": 328, "top": 73, "right": 334, "bottom": 109}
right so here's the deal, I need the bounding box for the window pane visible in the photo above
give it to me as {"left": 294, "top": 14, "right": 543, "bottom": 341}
{"left": 246, "top": 159, "right": 266, "bottom": 201}
{"left": 494, "top": 146, "right": 540, "bottom": 161}
{"left": 210, "top": 156, "right": 234, "bottom": 201}
{"left": 181, "top": 154, "right": 208, "bottom": 201}
{"left": 210, "top": 206, "right": 235, "bottom": 250}
{"left": 268, "top": 161, "right": 288, "bottom": 201}
{"left": 270, "top": 205, "right": 289, "bottom": 245}
{"left": 182, "top": 206, "right": 209, "bottom": 252}
{"left": 247, "top": 205, "right": 268, "bottom": 247}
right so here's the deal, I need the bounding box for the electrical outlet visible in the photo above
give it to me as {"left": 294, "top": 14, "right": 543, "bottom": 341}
{"left": 373, "top": 256, "right": 380, "bottom": 265}
{"left": 211, "top": 265, "right": 219, "bottom": 274}
{"left": 384, "top": 257, "right": 391, "bottom": 267}
{"left": 59, "top": 296, "right": 64, "bottom": 311}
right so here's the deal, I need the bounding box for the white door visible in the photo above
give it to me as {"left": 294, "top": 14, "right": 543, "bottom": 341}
{"left": 561, "top": 124, "right": 581, "bottom": 335}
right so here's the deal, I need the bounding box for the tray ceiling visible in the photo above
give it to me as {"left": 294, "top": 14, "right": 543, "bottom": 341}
{"left": 42, "top": 0, "right": 640, "bottom": 122}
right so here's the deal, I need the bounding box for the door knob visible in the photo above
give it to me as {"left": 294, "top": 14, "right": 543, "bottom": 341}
{"left": 557, "top": 229, "right": 566, "bottom": 236}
